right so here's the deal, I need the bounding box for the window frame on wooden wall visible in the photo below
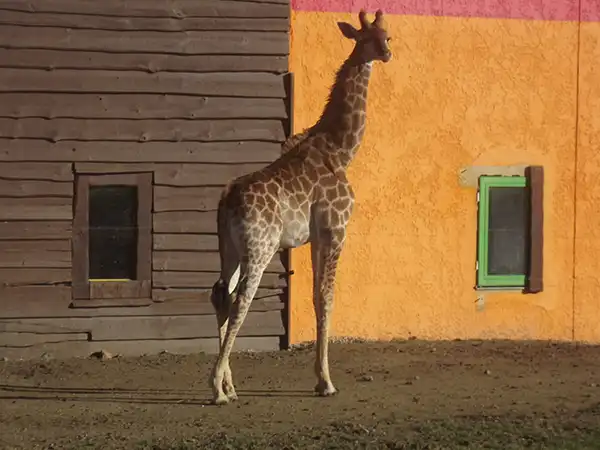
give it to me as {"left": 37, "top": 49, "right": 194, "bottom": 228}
{"left": 72, "top": 172, "right": 153, "bottom": 303}
{"left": 475, "top": 166, "right": 544, "bottom": 293}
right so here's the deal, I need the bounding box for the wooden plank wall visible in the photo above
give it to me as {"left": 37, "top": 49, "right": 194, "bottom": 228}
{"left": 0, "top": 0, "right": 290, "bottom": 358}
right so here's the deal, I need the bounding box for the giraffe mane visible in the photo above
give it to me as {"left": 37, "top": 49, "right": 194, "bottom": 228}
{"left": 281, "top": 58, "right": 354, "bottom": 154}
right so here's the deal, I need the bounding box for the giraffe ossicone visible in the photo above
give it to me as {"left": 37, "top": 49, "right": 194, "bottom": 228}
{"left": 209, "top": 9, "right": 392, "bottom": 406}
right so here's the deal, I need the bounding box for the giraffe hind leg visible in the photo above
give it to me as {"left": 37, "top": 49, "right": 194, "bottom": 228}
{"left": 210, "top": 273, "right": 238, "bottom": 401}
{"left": 210, "top": 242, "right": 240, "bottom": 401}
{"left": 211, "top": 256, "right": 272, "bottom": 405}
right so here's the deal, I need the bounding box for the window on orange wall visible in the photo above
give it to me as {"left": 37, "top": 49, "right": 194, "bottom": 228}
{"left": 475, "top": 167, "right": 544, "bottom": 293}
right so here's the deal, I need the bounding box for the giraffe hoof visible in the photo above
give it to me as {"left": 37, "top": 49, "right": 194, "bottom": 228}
{"left": 212, "top": 395, "right": 230, "bottom": 406}
{"left": 314, "top": 382, "right": 338, "bottom": 397}
{"left": 227, "top": 391, "right": 239, "bottom": 402}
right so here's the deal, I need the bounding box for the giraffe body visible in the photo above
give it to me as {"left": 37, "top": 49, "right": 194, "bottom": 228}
{"left": 209, "top": 10, "right": 392, "bottom": 405}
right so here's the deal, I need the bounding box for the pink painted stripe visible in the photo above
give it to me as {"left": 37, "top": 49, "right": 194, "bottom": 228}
{"left": 291, "top": 0, "right": 587, "bottom": 22}
{"left": 583, "top": 0, "right": 600, "bottom": 21}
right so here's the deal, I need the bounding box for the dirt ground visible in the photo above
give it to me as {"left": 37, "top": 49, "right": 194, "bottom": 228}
{"left": 1, "top": 339, "right": 600, "bottom": 449}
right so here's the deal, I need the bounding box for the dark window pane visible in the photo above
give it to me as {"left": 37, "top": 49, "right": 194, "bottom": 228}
{"left": 487, "top": 186, "right": 529, "bottom": 275}
{"left": 89, "top": 186, "right": 138, "bottom": 280}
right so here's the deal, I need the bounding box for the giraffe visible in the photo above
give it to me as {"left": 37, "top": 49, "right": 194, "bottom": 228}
{"left": 209, "top": 9, "right": 392, "bottom": 405}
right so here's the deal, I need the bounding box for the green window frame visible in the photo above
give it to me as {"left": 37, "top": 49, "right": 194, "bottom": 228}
{"left": 477, "top": 175, "right": 528, "bottom": 288}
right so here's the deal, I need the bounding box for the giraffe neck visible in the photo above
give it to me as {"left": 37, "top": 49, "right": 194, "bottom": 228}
{"left": 312, "top": 54, "right": 373, "bottom": 169}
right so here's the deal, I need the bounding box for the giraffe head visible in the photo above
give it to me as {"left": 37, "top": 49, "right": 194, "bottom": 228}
{"left": 337, "top": 9, "right": 392, "bottom": 64}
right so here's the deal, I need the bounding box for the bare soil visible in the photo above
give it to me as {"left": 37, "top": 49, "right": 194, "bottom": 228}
{"left": 1, "top": 339, "right": 600, "bottom": 449}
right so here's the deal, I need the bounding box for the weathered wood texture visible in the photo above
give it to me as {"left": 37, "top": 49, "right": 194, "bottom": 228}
{"left": 1, "top": 27, "right": 288, "bottom": 55}
{"left": 0, "top": 142, "right": 282, "bottom": 163}
{"left": 0, "top": 311, "right": 284, "bottom": 340}
{"left": 153, "top": 251, "right": 286, "bottom": 273}
{"left": 0, "top": 70, "right": 287, "bottom": 97}
{"left": 154, "top": 234, "right": 218, "bottom": 251}
{"left": 1, "top": 94, "right": 288, "bottom": 120}
{"left": 0, "top": 49, "right": 288, "bottom": 73}
{"left": 0, "top": 12, "right": 289, "bottom": 32}
{"left": 0, "top": 336, "right": 280, "bottom": 360}
{"left": 0, "top": 268, "right": 70, "bottom": 286}
{"left": 0, "top": 162, "right": 73, "bottom": 180}
{"left": 0, "top": 118, "right": 286, "bottom": 142}
{"left": 154, "top": 211, "right": 217, "bottom": 234}
{"left": 75, "top": 163, "right": 265, "bottom": 186}
{"left": 0, "top": 0, "right": 291, "bottom": 354}
{"left": 154, "top": 271, "right": 286, "bottom": 289}
{"left": 0, "top": 332, "right": 88, "bottom": 348}
{"left": 0, "top": 1, "right": 290, "bottom": 18}
{"left": 0, "top": 198, "right": 72, "bottom": 220}
{"left": 0, "top": 240, "right": 71, "bottom": 268}
{"left": 154, "top": 186, "right": 223, "bottom": 212}
{"left": 0, "top": 221, "right": 72, "bottom": 240}
{"left": 0, "top": 179, "right": 72, "bottom": 197}
{"left": 0, "top": 287, "right": 283, "bottom": 318}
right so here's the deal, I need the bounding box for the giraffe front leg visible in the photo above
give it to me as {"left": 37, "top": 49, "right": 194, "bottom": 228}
{"left": 312, "top": 230, "right": 344, "bottom": 397}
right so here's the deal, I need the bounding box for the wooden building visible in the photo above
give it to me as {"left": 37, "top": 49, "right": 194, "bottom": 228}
{"left": 0, "top": 0, "right": 292, "bottom": 359}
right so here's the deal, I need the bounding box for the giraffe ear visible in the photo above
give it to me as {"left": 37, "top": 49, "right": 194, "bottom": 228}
{"left": 337, "top": 22, "right": 359, "bottom": 40}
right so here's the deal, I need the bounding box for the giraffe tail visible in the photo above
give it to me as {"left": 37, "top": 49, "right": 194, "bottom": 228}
{"left": 211, "top": 193, "right": 240, "bottom": 316}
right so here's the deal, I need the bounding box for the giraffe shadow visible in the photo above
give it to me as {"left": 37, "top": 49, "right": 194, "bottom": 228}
{"left": 0, "top": 384, "right": 313, "bottom": 405}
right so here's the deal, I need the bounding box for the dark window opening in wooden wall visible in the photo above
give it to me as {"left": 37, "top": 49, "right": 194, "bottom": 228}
{"left": 89, "top": 185, "right": 138, "bottom": 280}
{"left": 73, "top": 173, "right": 152, "bottom": 301}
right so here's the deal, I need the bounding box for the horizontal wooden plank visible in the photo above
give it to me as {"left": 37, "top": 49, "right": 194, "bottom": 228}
{"left": 153, "top": 234, "right": 218, "bottom": 251}
{"left": 0, "top": 118, "right": 286, "bottom": 142}
{"left": 0, "top": 287, "right": 283, "bottom": 318}
{"left": 1, "top": 311, "right": 285, "bottom": 341}
{"left": 153, "top": 271, "right": 287, "bottom": 289}
{"left": 154, "top": 186, "right": 224, "bottom": 212}
{"left": 0, "top": 49, "right": 288, "bottom": 73}
{"left": 0, "top": 1, "right": 290, "bottom": 18}
{"left": 153, "top": 251, "right": 286, "bottom": 273}
{"left": 0, "top": 221, "right": 72, "bottom": 240}
{"left": 0, "top": 268, "right": 70, "bottom": 286}
{"left": 74, "top": 162, "right": 264, "bottom": 186}
{"left": 0, "top": 331, "right": 88, "bottom": 348}
{"left": 0, "top": 162, "right": 73, "bottom": 181}
{"left": 0, "top": 198, "right": 72, "bottom": 220}
{"left": 0, "top": 240, "right": 71, "bottom": 251}
{"left": 0, "top": 240, "right": 71, "bottom": 269}
{"left": 89, "top": 281, "right": 150, "bottom": 300}
{"left": 0, "top": 11, "right": 289, "bottom": 32}
{"left": 152, "top": 287, "right": 284, "bottom": 302}
{"left": 0, "top": 336, "right": 280, "bottom": 360}
{"left": 154, "top": 163, "right": 262, "bottom": 186}
{"left": 0, "top": 320, "right": 85, "bottom": 334}
{"left": 71, "top": 298, "right": 152, "bottom": 308}
{"left": 0, "top": 94, "right": 288, "bottom": 120}
{"left": 0, "top": 27, "right": 289, "bottom": 55}
{"left": 0, "top": 141, "right": 282, "bottom": 163}
{"left": 154, "top": 211, "right": 217, "bottom": 234}
{"left": 89, "top": 311, "right": 285, "bottom": 340}
{"left": 0, "top": 69, "right": 287, "bottom": 98}
{"left": 0, "top": 285, "right": 70, "bottom": 303}
{"left": 0, "top": 179, "right": 72, "bottom": 197}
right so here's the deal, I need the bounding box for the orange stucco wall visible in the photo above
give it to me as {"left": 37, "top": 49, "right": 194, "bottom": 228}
{"left": 574, "top": 22, "right": 600, "bottom": 342}
{"left": 289, "top": 11, "right": 583, "bottom": 344}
